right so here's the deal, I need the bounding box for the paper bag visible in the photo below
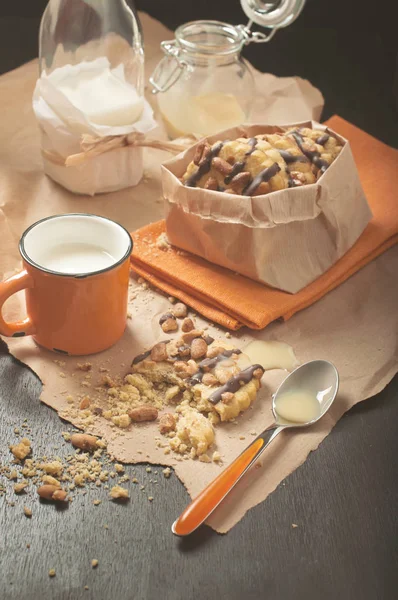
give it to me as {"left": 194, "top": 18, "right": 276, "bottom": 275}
{"left": 33, "top": 58, "right": 157, "bottom": 195}
{"left": 162, "top": 121, "right": 372, "bottom": 293}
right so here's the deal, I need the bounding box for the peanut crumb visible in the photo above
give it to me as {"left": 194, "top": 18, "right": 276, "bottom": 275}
{"left": 24, "top": 507, "right": 32, "bottom": 518}
{"left": 109, "top": 485, "right": 129, "bottom": 500}
{"left": 10, "top": 438, "right": 31, "bottom": 460}
{"left": 91, "top": 559, "right": 99, "bottom": 568}
{"left": 49, "top": 569, "right": 56, "bottom": 578}
{"left": 162, "top": 467, "right": 172, "bottom": 479}
{"left": 212, "top": 451, "right": 222, "bottom": 463}
{"left": 93, "top": 500, "right": 101, "bottom": 506}
{"left": 77, "top": 362, "right": 92, "bottom": 371}
{"left": 14, "top": 482, "right": 28, "bottom": 494}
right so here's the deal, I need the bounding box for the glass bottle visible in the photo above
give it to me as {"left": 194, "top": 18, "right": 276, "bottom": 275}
{"left": 39, "top": 0, "right": 144, "bottom": 127}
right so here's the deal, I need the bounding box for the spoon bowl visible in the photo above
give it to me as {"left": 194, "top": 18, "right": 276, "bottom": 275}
{"left": 272, "top": 359, "right": 339, "bottom": 427}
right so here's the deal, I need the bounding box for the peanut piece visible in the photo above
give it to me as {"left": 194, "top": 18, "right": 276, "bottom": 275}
{"left": 190, "top": 338, "right": 208, "bottom": 360}
{"left": 202, "top": 373, "right": 219, "bottom": 386}
{"left": 161, "top": 316, "right": 178, "bottom": 333}
{"left": 150, "top": 342, "right": 168, "bottom": 362}
{"left": 159, "top": 413, "right": 176, "bottom": 434}
{"left": 230, "top": 171, "right": 251, "bottom": 192}
{"left": 38, "top": 485, "right": 67, "bottom": 502}
{"left": 182, "top": 329, "right": 204, "bottom": 344}
{"left": 173, "top": 303, "right": 188, "bottom": 318}
{"left": 79, "top": 396, "right": 90, "bottom": 410}
{"left": 128, "top": 405, "right": 158, "bottom": 423}
{"left": 181, "top": 318, "right": 195, "bottom": 333}
{"left": 198, "top": 144, "right": 212, "bottom": 166}
{"left": 193, "top": 141, "right": 206, "bottom": 166}
{"left": 212, "top": 157, "right": 233, "bottom": 176}
{"left": 70, "top": 433, "right": 98, "bottom": 452}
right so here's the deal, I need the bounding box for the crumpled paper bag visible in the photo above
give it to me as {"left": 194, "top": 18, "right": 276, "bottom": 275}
{"left": 162, "top": 120, "right": 372, "bottom": 293}
{"left": 33, "top": 57, "right": 157, "bottom": 195}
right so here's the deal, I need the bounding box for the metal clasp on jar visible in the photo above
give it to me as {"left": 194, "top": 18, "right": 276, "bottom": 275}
{"left": 149, "top": 40, "right": 189, "bottom": 94}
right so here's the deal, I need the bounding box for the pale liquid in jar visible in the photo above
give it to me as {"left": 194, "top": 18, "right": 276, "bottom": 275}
{"left": 158, "top": 92, "right": 246, "bottom": 138}
{"left": 274, "top": 390, "right": 321, "bottom": 424}
{"left": 37, "top": 243, "right": 116, "bottom": 274}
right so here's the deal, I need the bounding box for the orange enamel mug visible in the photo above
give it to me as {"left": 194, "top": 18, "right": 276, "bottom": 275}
{"left": 0, "top": 214, "right": 133, "bottom": 355}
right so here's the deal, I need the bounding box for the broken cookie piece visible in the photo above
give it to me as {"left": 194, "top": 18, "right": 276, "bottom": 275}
{"left": 170, "top": 408, "right": 215, "bottom": 457}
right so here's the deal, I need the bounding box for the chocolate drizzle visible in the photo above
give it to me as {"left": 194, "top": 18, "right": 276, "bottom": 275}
{"left": 313, "top": 156, "right": 329, "bottom": 173}
{"left": 291, "top": 130, "right": 330, "bottom": 175}
{"left": 224, "top": 161, "right": 245, "bottom": 184}
{"left": 189, "top": 371, "right": 205, "bottom": 385}
{"left": 278, "top": 150, "right": 308, "bottom": 164}
{"left": 198, "top": 349, "right": 242, "bottom": 371}
{"left": 316, "top": 133, "right": 329, "bottom": 146}
{"left": 132, "top": 340, "right": 170, "bottom": 365}
{"left": 187, "top": 349, "right": 242, "bottom": 386}
{"left": 245, "top": 137, "right": 258, "bottom": 156}
{"left": 243, "top": 163, "right": 281, "bottom": 196}
{"left": 185, "top": 141, "right": 224, "bottom": 187}
{"left": 209, "top": 364, "right": 264, "bottom": 404}
{"left": 132, "top": 349, "right": 151, "bottom": 365}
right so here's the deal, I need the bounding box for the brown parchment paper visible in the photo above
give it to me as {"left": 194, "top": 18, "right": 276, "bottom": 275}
{"left": 1, "top": 12, "right": 397, "bottom": 534}
{"left": 162, "top": 121, "right": 372, "bottom": 293}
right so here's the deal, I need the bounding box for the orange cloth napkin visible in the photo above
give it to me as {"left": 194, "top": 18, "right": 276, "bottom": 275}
{"left": 130, "top": 116, "right": 398, "bottom": 330}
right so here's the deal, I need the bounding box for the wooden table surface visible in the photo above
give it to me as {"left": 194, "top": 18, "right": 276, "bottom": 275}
{"left": 0, "top": 3, "right": 397, "bottom": 599}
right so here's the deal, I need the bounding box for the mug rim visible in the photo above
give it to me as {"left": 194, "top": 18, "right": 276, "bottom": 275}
{"left": 19, "top": 213, "right": 133, "bottom": 279}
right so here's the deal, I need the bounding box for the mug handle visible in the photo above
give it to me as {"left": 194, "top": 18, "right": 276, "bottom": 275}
{"left": 0, "top": 270, "right": 36, "bottom": 337}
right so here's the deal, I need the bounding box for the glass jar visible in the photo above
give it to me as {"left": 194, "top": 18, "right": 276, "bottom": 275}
{"left": 39, "top": 0, "right": 144, "bottom": 126}
{"left": 150, "top": 0, "right": 307, "bottom": 138}
{"left": 150, "top": 21, "right": 255, "bottom": 139}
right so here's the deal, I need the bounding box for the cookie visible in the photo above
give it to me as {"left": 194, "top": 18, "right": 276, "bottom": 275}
{"left": 181, "top": 127, "right": 343, "bottom": 195}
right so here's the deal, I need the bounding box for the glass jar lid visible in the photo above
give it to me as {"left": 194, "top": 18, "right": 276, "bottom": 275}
{"left": 240, "top": 0, "right": 306, "bottom": 29}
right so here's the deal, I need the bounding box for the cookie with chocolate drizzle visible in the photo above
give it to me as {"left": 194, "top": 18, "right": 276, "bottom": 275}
{"left": 181, "top": 127, "right": 343, "bottom": 195}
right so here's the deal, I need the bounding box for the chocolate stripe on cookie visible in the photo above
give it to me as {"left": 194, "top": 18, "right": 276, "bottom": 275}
{"left": 209, "top": 364, "right": 265, "bottom": 404}
{"left": 243, "top": 163, "right": 281, "bottom": 196}
{"left": 245, "top": 137, "right": 258, "bottom": 156}
{"left": 278, "top": 150, "right": 308, "bottom": 164}
{"left": 316, "top": 133, "right": 330, "bottom": 146}
{"left": 224, "top": 161, "right": 245, "bottom": 184}
{"left": 185, "top": 141, "right": 224, "bottom": 187}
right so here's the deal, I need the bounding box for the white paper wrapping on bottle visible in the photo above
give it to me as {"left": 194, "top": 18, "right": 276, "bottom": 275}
{"left": 33, "top": 58, "right": 157, "bottom": 195}
{"left": 162, "top": 121, "right": 372, "bottom": 293}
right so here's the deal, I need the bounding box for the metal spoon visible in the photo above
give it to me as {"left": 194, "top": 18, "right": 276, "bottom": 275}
{"left": 172, "top": 359, "right": 339, "bottom": 536}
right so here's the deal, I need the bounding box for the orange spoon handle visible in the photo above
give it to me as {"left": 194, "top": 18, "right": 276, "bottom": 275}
{"left": 172, "top": 425, "right": 284, "bottom": 536}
